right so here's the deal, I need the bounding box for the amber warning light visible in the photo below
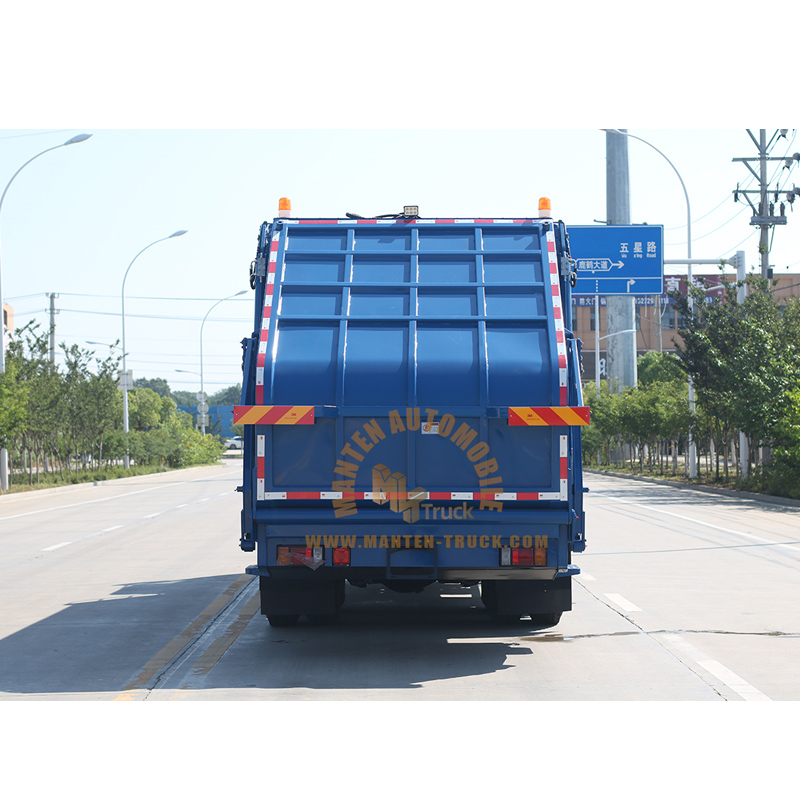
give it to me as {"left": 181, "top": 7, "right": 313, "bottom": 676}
{"left": 538, "top": 197, "right": 552, "bottom": 218}
{"left": 279, "top": 197, "right": 292, "bottom": 218}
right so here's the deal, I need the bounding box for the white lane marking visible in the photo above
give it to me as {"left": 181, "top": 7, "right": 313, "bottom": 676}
{"left": 698, "top": 660, "right": 770, "bottom": 701}
{"left": 604, "top": 593, "right": 641, "bottom": 612}
{"left": 577, "top": 572, "right": 596, "bottom": 581}
{"left": 0, "top": 468, "right": 233, "bottom": 523}
{"left": 219, "top": 492, "right": 229, "bottom": 497}
{"left": 42, "top": 524, "right": 124, "bottom": 551}
{"left": 593, "top": 493, "right": 800, "bottom": 552}
{"left": 143, "top": 512, "right": 162, "bottom": 519}
{"left": 176, "top": 504, "right": 188, "bottom": 509}
{"left": 199, "top": 498, "right": 209, "bottom": 503}
{"left": 0, "top": 481, "right": 186, "bottom": 522}
{"left": 660, "top": 633, "right": 770, "bottom": 701}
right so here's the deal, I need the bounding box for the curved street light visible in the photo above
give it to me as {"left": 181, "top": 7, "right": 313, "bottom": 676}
{"left": 197, "top": 289, "right": 248, "bottom": 434}
{"left": 600, "top": 129, "right": 698, "bottom": 478}
{"left": 121, "top": 230, "right": 188, "bottom": 468}
{"left": 0, "top": 132, "right": 93, "bottom": 491}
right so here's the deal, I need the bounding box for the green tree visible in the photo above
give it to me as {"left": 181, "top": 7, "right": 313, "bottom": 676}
{"left": 209, "top": 383, "right": 242, "bottom": 405}
{"left": 674, "top": 276, "right": 800, "bottom": 476}
{"left": 770, "top": 387, "right": 800, "bottom": 498}
{"left": 170, "top": 389, "right": 197, "bottom": 406}
{"left": 128, "top": 387, "right": 165, "bottom": 431}
{"left": 134, "top": 376, "right": 172, "bottom": 398}
{"left": 0, "top": 360, "right": 28, "bottom": 452}
{"left": 638, "top": 351, "right": 685, "bottom": 387}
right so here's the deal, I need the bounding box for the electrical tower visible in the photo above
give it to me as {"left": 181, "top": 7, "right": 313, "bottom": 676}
{"left": 732, "top": 129, "right": 800, "bottom": 279}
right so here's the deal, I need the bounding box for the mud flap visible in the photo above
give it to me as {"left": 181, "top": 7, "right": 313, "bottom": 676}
{"left": 259, "top": 576, "right": 345, "bottom": 616}
{"left": 481, "top": 577, "right": 571, "bottom": 616}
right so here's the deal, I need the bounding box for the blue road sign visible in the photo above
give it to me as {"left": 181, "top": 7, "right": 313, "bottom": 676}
{"left": 568, "top": 225, "right": 664, "bottom": 295}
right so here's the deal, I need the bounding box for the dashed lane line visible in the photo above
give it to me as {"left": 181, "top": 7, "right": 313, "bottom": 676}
{"left": 659, "top": 632, "right": 771, "bottom": 701}
{"left": 41, "top": 524, "right": 124, "bottom": 552}
{"left": 604, "top": 593, "right": 642, "bottom": 613}
{"left": 577, "top": 582, "right": 772, "bottom": 700}
{"left": 591, "top": 493, "right": 800, "bottom": 553}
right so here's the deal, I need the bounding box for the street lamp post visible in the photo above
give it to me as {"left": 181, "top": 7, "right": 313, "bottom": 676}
{"left": 0, "top": 133, "right": 92, "bottom": 491}
{"left": 121, "top": 230, "right": 187, "bottom": 468}
{"left": 197, "top": 290, "right": 247, "bottom": 434}
{"left": 601, "top": 129, "right": 698, "bottom": 478}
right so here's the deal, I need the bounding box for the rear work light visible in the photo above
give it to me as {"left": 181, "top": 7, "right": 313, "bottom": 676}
{"left": 333, "top": 547, "right": 351, "bottom": 566}
{"left": 403, "top": 205, "right": 419, "bottom": 218}
{"left": 279, "top": 197, "right": 292, "bottom": 218}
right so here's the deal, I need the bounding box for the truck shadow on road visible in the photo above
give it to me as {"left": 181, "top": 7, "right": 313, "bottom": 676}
{"left": 0, "top": 577, "right": 567, "bottom": 697}
{"left": 0, "top": 573, "right": 247, "bottom": 697}
{"left": 203, "top": 583, "right": 562, "bottom": 693}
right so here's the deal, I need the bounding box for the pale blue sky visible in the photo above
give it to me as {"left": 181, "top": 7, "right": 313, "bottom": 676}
{"left": 3, "top": 2, "right": 795, "bottom": 393}
{"left": 2, "top": 128, "right": 798, "bottom": 390}
{"left": 2, "top": 0, "right": 794, "bottom": 775}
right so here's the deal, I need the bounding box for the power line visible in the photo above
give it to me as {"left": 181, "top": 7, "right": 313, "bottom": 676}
{"left": 7, "top": 291, "right": 250, "bottom": 302}
{"left": 57, "top": 308, "right": 247, "bottom": 322}
{"left": 0, "top": 129, "right": 72, "bottom": 140}
{"left": 55, "top": 292, "right": 251, "bottom": 302}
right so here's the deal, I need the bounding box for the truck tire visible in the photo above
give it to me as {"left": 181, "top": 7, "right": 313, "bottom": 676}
{"left": 528, "top": 612, "right": 562, "bottom": 628}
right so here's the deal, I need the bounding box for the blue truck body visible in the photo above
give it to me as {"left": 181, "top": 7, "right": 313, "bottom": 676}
{"left": 236, "top": 208, "right": 588, "bottom": 626}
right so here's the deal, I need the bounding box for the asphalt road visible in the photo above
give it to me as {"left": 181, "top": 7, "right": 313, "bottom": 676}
{"left": 1, "top": 463, "right": 798, "bottom": 701}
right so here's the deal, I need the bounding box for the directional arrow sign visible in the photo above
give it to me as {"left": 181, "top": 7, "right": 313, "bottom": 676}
{"left": 569, "top": 225, "right": 664, "bottom": 295}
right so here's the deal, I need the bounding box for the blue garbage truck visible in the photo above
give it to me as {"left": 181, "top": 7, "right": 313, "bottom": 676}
{"left": 235, "top": 200, "right": 589, "bottom": 627}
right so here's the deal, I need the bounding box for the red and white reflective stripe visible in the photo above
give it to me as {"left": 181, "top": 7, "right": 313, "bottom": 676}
{"left": 256, "top": 489, "right": 567, "bottom": 502}
{"left": 256, "top": 434, "right": 266, "bottom": 500}
{"left": 256, "top": 435, "right": 570, "bottom": 502}
{"left": 255, "top": 234, "right": 280, "bottom": 404}
{"left": 288, "top": 219, "right": 535, "bottom": 225}
{"left": 546, "top": 230, "right": 569, "bottom": 405}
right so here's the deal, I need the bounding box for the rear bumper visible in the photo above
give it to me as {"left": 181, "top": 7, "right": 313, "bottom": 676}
{"left": 246, "top": 565, "right": 579, "bottom": 581}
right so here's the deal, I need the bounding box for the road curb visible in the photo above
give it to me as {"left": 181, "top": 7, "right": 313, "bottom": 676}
{"left": 585, "top": 468, "right": 800, "bottom": 509}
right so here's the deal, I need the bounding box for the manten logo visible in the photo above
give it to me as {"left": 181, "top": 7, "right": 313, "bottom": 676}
{"left": 305, "top": 534, "right": 549, "bottom": 550}
{"left": 330, "top": 408, "right": 505, "bottom": 520}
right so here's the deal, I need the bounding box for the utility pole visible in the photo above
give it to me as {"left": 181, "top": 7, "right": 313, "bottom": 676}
{"left": 735, "top": 250, "right": 749, "bottom": 479}
{"left": 732, "top": 129, "right": 800, "bottom": 279}
{"left": 605, "top": 130, "right": 637, "bottom": 390}
{"left": 47, "top": 292, "right": 58, "bottom": 363}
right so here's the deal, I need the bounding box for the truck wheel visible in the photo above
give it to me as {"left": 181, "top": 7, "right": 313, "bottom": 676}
{"left": 267, "top": 614, "right": 300, "bottom": 627}
{"left": 529, "top": 612, "right": 562, "bottom": 628}
{"left": 493, "top": 614, "right": 523, "bottom": 624}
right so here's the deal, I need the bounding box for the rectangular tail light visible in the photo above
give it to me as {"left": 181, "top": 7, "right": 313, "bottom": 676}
{"left": 333, "top": 547, "right": 351, "bottom": 566}
{"left": 277, "top": 546, "right": 323, "bottom": 567}
{"left": 500, "top": 547, "right": 547, "bottom": 567}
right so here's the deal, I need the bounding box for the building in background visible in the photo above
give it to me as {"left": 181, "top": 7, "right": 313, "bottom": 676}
{"left": 1, "top": 301, "right": 13, "bottom": 355}
{"left": 176, "top": 404, "right": 236, "bottom": 439}
{"left": 573, "top": 273, "right": 800, "bottom": 384}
